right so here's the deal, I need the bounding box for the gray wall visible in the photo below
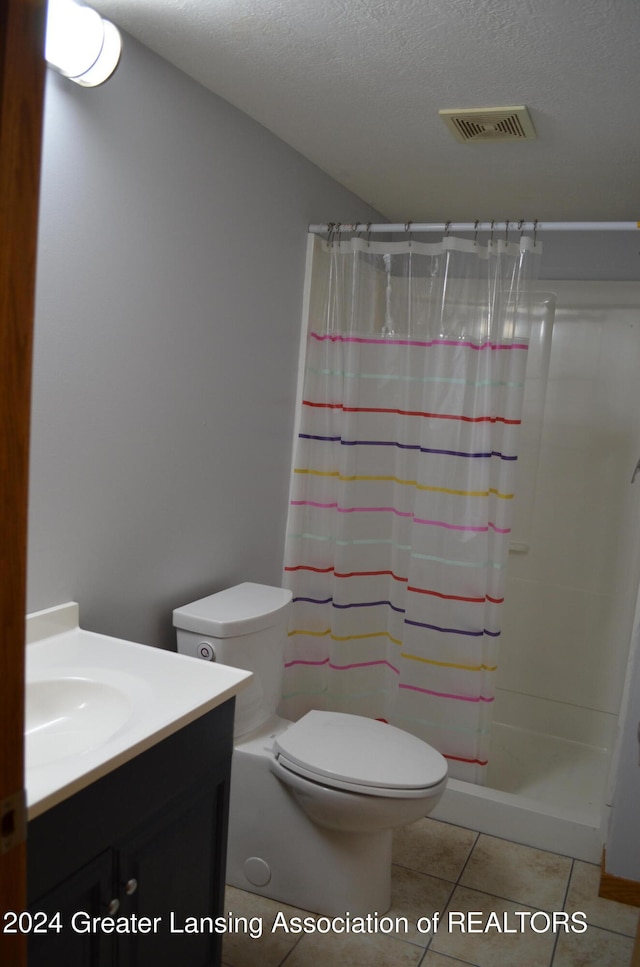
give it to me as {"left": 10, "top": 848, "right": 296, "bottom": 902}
{"left": 28, "top": 35, "right": 380, "bottom": 648}
{"left": 539, "top": 232, "right": 640, "bottom": 280}
{"left": 410, "top": 231, "right": 640, "bottom": 281}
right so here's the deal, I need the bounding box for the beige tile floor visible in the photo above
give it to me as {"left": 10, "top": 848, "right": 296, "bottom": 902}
{"left": 222, "top": 818, "right": 639, "bottom": 967}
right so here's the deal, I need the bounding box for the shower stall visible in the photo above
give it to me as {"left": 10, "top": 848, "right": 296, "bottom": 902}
{"left": 286, "top": 229, "right": 640, "bottom": 863}
{"left": 431, "top": 280, "right": 640, "bottom": 862}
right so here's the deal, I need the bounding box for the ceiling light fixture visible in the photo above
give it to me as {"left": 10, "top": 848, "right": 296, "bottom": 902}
{"left": 45, "top": 0, "right": 122, "bottom": 87}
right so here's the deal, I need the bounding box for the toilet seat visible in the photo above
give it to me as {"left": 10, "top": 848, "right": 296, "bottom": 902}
{"left": 273, "top": 710, "right": 447, "bottom": 798}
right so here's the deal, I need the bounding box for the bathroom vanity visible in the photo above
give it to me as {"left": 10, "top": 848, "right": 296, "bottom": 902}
{"left": 24, "top": 604, "right": 251, "bottom": 967}
{"left": 27, "top": 704, "right": 233, "bottom": 966}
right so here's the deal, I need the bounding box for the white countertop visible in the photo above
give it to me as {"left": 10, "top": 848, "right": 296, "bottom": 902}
{"left": 25, "top": 603, "right": 251, "bottom": 820}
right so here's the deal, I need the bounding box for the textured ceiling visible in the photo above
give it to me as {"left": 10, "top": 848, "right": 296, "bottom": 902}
{"left": 93, "top": 0, "right": 640, "bottom": 222}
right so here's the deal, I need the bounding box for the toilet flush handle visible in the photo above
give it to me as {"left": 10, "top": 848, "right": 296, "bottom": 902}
{"left": 197, "top": 641, "right": 215, "bottom": 661}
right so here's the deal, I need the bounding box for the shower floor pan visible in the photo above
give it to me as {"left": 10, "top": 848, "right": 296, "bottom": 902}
{"left": 431, "top": 722, "right": 610, "bottom": 863}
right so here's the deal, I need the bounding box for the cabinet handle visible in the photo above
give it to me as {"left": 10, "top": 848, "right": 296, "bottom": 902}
{"left": 125, "top": 878, "right": 138, "bottom": 896}
{"left": 107, "top": 898, "right": 120, "bottom": 915}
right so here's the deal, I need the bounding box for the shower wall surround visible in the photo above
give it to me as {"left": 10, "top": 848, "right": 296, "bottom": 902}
{"left": 497, "top": 281, "right": 640, "bottom": 751}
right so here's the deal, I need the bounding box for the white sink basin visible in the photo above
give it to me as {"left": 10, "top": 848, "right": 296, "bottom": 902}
{"left": 25, "top": 602, "right": 252, "bottom": 819}
{"left": 26, "top": 677, "right": 133, "bottom": 768}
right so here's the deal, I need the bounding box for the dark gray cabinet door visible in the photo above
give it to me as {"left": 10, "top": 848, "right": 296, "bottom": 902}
{"left": 28, "top": 850, "right": 114, "bottom": 967}
{"left": 116, "top": 781, "right": 225, "bottom": 967}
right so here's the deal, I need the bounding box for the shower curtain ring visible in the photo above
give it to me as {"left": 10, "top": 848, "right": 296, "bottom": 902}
{"left": 518, "top": 219, "right": 525, "bottom": 238}
{"left": 327, "top": 222, "right": 336, "bottom": 246}
{"left": 444, "top": 220, "right": 451, "bottom": 237}
{"left": 533, "top": 219, "right": 538, "bottom": 247}
{"left": 366, "top": 222, "right": 372, "bottom": 247}
{"left": 473, "top": 220, "right": 479, "bottom": 245}
{"left": 504, "top": 220, "right": 510, "bottom": 242}
{"left": 405, "top": 220, "right": 413, "bottom": 246}
{"left": 490, "top": 220, "right": 495, "bottom": 243}
{"left": 335, "top": 222, "right": 342, "bottom": 246}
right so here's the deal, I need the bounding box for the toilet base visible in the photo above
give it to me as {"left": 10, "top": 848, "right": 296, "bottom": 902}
{"left": 226, "top": 742, "right": 394, "bottom": 916}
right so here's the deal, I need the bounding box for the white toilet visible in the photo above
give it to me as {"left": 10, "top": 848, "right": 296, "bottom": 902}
{"left": 173, "top": 582, "right": 447, "bottom": 916}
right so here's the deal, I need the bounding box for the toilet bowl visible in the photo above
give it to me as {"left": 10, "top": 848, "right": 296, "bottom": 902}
{"left": 173, "top": 582, "right": 447, "bottom": 916}
{"left": 270, "top": 709, "right": 447, "bottom": 832}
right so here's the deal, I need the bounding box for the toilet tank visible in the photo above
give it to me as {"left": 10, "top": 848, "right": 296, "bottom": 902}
{"left": 173, "top": 583, "right": 292, "bottom": 737}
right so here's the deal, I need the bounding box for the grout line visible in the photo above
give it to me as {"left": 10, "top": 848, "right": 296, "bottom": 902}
{"left": 391, "top": 860, "right": 464, "bottom": 891}
{"left": 442, "top": 881, "right": 556, "bottom": 918}
{"left": 419, "top": 943, "right": 481, "bottom": 966}
{"left": 277, "top": 933, "right": 304, "bottom": 966}
{"left": 573, "top": 918, "right": 640, "bottom": 940}
{"left": 422, "top": 879, "right": 458, "bottom": 958}
{"left": 456, "top": 829, "right": 481, "bottom": 883}
{"left": 548, "top": 857, "right": 575, "bottom": 966}
{"left": 560, "top": 858, "right": 574, "bottom": 910}
{"left": 443, "top": 821, "right": 584, "bottom": 863}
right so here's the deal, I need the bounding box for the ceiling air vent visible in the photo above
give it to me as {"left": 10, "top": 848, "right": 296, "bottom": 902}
{"left": 439, "top": 106, "right": 536, "bottom": 143}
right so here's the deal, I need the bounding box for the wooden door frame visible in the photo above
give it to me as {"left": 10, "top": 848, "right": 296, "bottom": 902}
{"left": 0, "top": 0, "right": 46, "bottom": 963}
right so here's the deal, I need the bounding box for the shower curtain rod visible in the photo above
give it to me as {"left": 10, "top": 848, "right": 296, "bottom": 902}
{"left": 308, "top": 220, "right": 640, "bottom": 235}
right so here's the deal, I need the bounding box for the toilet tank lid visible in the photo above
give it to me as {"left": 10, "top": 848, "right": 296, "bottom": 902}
{"left": 173, "top": 583, "right": 292, "bottom": 638}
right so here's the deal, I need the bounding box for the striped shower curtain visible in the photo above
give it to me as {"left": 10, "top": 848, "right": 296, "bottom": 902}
{"left": 281, "top": 232, "right": 541, "bottom": 783}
